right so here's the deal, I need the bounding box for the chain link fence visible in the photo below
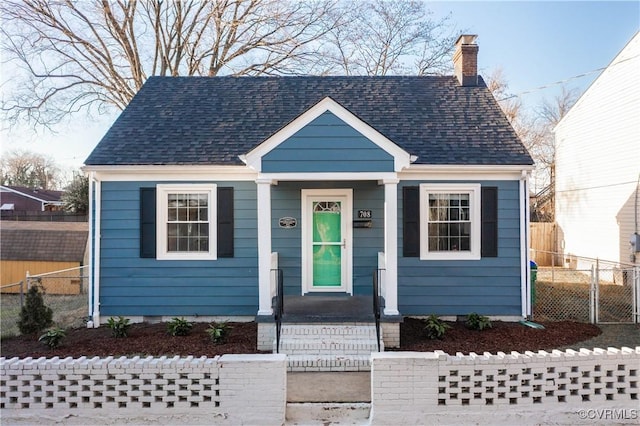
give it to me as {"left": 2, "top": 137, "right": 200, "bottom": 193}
{"left": 1, "top": 267, "right": 89, "bottom": 338}
{"left": 531, "top": 251, "right": 639, "bottom": 324}
{"left": 1, "top": 281, "right": 26, "bottom": 338}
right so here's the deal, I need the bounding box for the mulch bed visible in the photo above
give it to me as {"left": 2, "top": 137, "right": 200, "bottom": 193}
{"left": 1, "top": 319, "right": 602, "bottom": 359}
{"left": 1, "top": 322, "right": 262, "bottom": 359}
{"left": 396, "top": 318, "right": 602, "bottom": 354}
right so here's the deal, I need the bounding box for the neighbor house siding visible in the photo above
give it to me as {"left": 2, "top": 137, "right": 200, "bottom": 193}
{"left": 271, "top": 181, "right": 384, "bottom": 295}
{"left": 261, "top": 111, "right": 394, "bottom": 173}
{"left": 397, "top": 180, "right": 522, "bottom": 316}
{"left": 555, "top": 34, "right": 640, "bottom": 267}
{"left": 98, "top": 181, "right": 258, "bottom": 316}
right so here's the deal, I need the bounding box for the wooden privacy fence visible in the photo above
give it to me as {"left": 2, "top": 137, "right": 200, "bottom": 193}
{"left": 530, "top": 222, "right": 558, "bottom": 266}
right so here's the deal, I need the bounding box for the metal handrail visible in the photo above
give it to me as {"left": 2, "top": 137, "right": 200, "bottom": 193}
{"left": 273, "top": 269, "right": 284, "bottom": 353}
{"left": 372, "top": 269, "right": 382, "bottom": 352}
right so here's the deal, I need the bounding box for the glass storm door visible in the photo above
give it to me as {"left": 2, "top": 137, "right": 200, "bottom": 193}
{"left": 302, "top": 189, "right": 352, "bottom": 294}
{"left": 312, "top": 201, "right": 343, "bottom": 287}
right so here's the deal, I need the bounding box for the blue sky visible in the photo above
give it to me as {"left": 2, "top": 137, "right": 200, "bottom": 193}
{"left": 1, "top": 1, "right": 639, "bottom": 173}
{"left": 430, "top": 1, "right": 639, "bottom": 105}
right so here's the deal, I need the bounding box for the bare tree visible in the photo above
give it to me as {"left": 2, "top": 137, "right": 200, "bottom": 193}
{"left": 538, "top": 86, "right": 579, "bottom": 128}
{"left": 1, "top": 0, "right": 337, "bottom": 127}
{"left": 486, "top": 67, "right": 523, "bottom": 124}
{"left": 487, "top": 69, "right": 579, "bottom": 220}
{"left": 0, "top": 150, "right": 62, "bottom": 189}
{"left": 2, "top": 1, "right": 460, "bottom": 128}
{"left": 321, "top": 0, "right": 457, "bottom": 75}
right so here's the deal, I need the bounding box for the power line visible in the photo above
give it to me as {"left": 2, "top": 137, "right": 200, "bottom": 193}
{"left": 497, "top": 54, "right": 640, "bottom": 101}
{"left": 555, "top": 180, "right": 637, "bottom": 194}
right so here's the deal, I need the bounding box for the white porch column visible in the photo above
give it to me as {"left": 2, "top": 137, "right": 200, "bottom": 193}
{"left": 383, "top": 178, "right": 400, "bottom": 315}
{"left": 257, "top": 179, "right": 273, "bottom": 315}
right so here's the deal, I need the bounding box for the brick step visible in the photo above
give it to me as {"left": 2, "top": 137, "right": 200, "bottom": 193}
{"left": 279, "top": 324, "right": 379, "bottom": 337}
{"left": 286, "top": 354, "right": 372, "bottom": 372}
{"left": 276, "top": 323, "right": 383, "bottom": 371}
{"left": 278, "top": 338, "right": 381, "bottom": 354}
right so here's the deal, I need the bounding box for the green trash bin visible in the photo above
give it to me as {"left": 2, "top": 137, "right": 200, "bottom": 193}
{"left": 530, "top": 260, "right": 538, "bottom": 305}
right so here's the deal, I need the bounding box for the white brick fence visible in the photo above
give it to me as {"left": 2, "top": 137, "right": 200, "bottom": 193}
{"left": 3, "top": 348, "right": 639, "bottom": 425}
{"left": 371, "top": 347, "right": 640, "bottom": 425}
{"left": 1, "top": 354, "right": 286, "bottom": 425}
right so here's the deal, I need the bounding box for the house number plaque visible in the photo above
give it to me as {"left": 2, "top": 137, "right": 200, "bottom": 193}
{"left": 279, "top": 217, "right": 297, "bottom": 228}
{"left": 358, "top": 210, "right": 372, "bottom": 219}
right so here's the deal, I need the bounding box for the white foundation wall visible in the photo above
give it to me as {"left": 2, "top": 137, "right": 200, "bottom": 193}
{"left": 0, "top": 354, "right": 286, "bottom": 425}
{"left": 370, "top": 347, "right": 640, "bottom": 425}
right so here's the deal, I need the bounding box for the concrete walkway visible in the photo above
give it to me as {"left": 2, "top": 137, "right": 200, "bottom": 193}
{"left": 287, "top": 372, "right": 370, "bottom": 403}
{"left": 286, "top": 372, "right": 371, "bottom": 425}
{"left": 558, "top": 323, "right": 639, "bottom": 351}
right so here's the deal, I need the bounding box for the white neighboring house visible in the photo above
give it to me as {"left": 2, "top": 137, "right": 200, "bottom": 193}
{"left": 554, "top": 32, "right": 640, "bottom": 268}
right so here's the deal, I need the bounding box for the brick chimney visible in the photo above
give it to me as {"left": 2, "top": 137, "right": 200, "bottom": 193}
{"left": 453, "top": 34, "right": 478, "bottom": 86}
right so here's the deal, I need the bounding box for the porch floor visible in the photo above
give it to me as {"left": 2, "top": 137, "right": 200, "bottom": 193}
{"left": 281, "top": 295, "right": 374, "bottom": 323}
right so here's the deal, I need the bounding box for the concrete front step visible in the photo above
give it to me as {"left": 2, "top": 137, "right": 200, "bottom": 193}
{"left": 277, "top": 324, "right": 383, "bottom": 371}
{"left": 285, "top": 403, "right": 371, "bottom": 425}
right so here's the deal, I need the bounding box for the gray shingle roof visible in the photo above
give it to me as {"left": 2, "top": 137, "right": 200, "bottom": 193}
{"left": 85, "top": 76, "right": 533, "bottom": 166}
{"left": 0, "top": 221, "right": 88, "bottom": 262}
{"left": 1, "top": 186, "right": 63, "bottom": 202}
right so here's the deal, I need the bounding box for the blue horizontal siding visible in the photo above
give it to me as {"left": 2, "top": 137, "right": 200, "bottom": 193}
{"left": 271, "top": 181, "right": 384, "bottom": 295}
{"left": 397, "top": 180, "right": 523, "bottom": 316}
{"left": 101, "top": 282, "right": 257, "bottom": 296}
{"left": 97, "top": 177, "right": 523, "bottom": 317}
{"left": 262, "top": 111, "right": 394, "bottom": 173}
{"left": 98, "top": 180, "right": 259, "bottom": 316}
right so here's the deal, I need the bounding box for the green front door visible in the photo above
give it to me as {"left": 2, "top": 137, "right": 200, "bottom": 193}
{"left": 302, "top": 189, "right": 352, "bottom": 294}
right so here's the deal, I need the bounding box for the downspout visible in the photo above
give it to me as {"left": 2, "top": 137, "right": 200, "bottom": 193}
{"left": 520, "top": 170, "right": 531, "bottom": 318}
{"left": 87, "top": 173, "right": 94, "bottom": 327}
{"left": 92, "top": 177, "right": 102, "bottom": 327}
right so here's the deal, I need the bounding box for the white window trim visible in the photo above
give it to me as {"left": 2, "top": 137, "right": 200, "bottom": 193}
{"left": 157, "top": 184, "right": 217, "bottom": 260}
{"left": 419, "top": 183, "right": 481, "bottom": 260}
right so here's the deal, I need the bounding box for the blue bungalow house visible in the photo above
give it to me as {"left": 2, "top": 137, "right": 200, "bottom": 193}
{"left": 84, "top": 35, "right": 534, "bottom": 361}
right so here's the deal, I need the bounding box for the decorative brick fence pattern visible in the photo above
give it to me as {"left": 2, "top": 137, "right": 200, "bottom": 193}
{"left": 1, "top": 354, "right": 286, "bottom": 425}
{"left": 371, "top": 348, "right": 640, "bottom": 425}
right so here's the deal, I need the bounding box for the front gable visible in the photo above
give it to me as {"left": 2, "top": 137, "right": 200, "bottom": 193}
{"left": 242, "top": 97, "right": 412, "bottom": 173}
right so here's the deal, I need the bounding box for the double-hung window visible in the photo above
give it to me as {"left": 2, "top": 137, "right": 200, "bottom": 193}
{"left": 419, "top": 183, "right": 481, "bottom": 260}
{"left": 157, "top": 184, "right": 217, "bottom": 260}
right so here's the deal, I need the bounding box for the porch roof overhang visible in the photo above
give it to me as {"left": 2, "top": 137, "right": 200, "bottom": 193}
{"left": 240, "top": 97, "right": 413, "bottom": 173}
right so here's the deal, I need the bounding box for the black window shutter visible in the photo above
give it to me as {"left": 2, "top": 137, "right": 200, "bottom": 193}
{"left": 217, "top": 187, "right": 234, "bottom": 258}
{"left": 403, "top": 186, "right": 420, "bottom": 257}
{"left": 481, "top": 187, "right": 498, "bottom": 257}
{"left": 140, "top": 188, "right": 157, "bottom": 258}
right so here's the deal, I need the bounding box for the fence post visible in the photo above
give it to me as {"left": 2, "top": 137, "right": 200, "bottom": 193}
{"left": 590, "top": 265, "right": 595, "bottom": 324}
{"left": 26, "top": 271, "right": 31, "bottom": 290}
{"left": 551, "top": 251, "right": 555, "bottom": 283}
{"left": 633, "top": 267, "right": 640, "bottom": 324}
{"left": 19, "top": 280, "right": 24, "bottom": 308}
{"left": 594, "top": 259, "right": 600, "bottom": 324}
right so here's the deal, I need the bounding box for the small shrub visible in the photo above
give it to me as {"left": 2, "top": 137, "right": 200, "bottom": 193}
{"left": 18, "top": 284, "right": 53, "bottom": 335}
{"left": 466, "top": 313, "right": 492, "bottom": 331}
{"left": 424, "top": 314, "right": 450, "bottom": 340}
{"left": 107, "top": 316, "right": 131, "bottom": 338}
{"left": 207, "top": 321, "right": 232, "bottom": 343}
{"left": 39, "top": 327, "right": 66, "bottom": 348}
{"left": 167, "top": 317, "right": 193, "bottom": 336}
